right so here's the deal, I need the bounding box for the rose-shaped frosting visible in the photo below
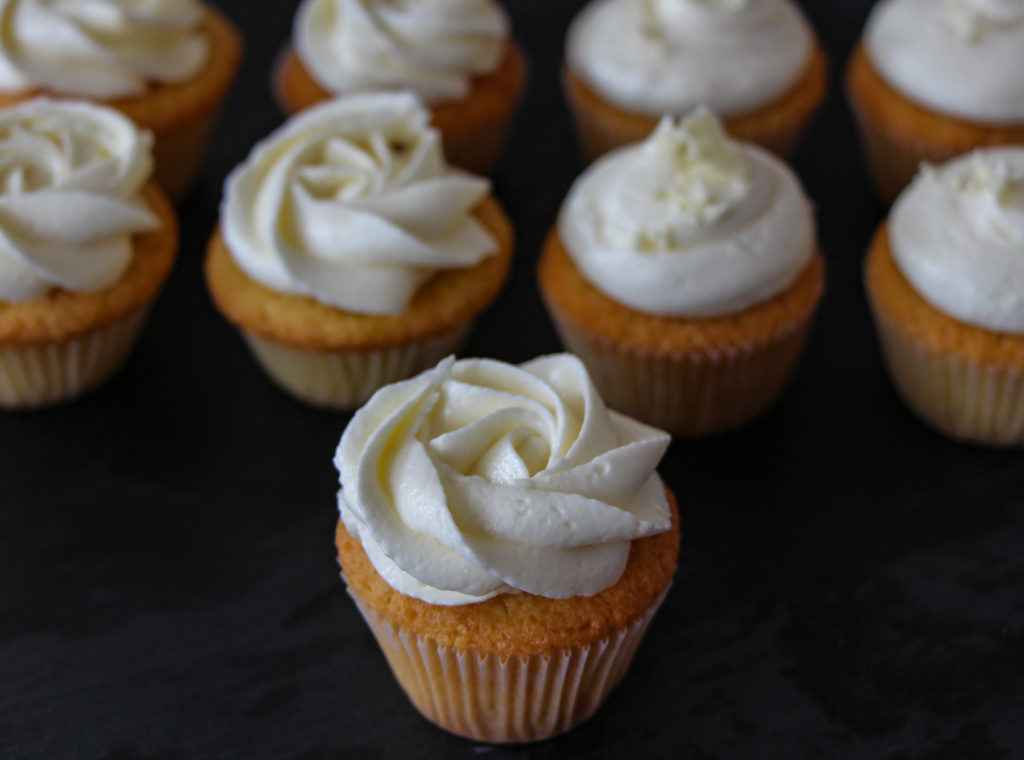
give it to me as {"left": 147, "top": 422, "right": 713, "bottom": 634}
{"left": 0, "top": 0, "right": 210, "bottom": 99}
{"left": 559, "top": 109, "right": 814, "bottom": 317}
{"left": 293, "top": 0, "right": 508, "bottom": 104}
{"left": 865, "top": 0, "right": 1024, "bottom": 123}
{"left": 336, "top": 354, "right": 673, "bottom": 606}
{"left": 221, "top": 92, "right": 496, "bottom": 315}
{"left": 566, "top": 0, "right": 813, "bottom": 116}
{"left": 0, "top": 98, "right": 159, "bottom": 302}
{"left": 890, "top": 147, "right": 1024, "bottom": 333}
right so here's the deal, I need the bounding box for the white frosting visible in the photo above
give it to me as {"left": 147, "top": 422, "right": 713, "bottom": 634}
{"left": 0, "top": 0, "right": 210, "bottom": 99}
{"left": 566, "top": 0, "right": 814, "bottom": 117}
{"left": 221, "top": 93, "right": 496, "bottom": 316}
{"left": 0, "top": 98, "right": 159, "bottom": 302}
{"left": 336, "top": 354, "right": 672, "bottom": 606}
{"left": 865, "top": 0, "right": 1024, "bottom": 123}
{"left": 890, "top": 148, "right": 1024, "bottom": 334}
{"left": 559, "top": 110, "right": 814, "bottom": 317}
{"left": 294, "top": 0, "right": 508, "bottom": 104}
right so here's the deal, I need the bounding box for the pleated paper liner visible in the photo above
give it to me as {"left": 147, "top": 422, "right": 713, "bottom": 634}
{"left": 241, "top": 322, "right": 472, "bottom": 410}
{"left": 0, "top": 307, "right": 150, "bottom": 408}
{"left": 349, "top": 589, "right": 667, "bottom": 744}
{"left": 562, "top": 42, "right": 828, "bottom": 163}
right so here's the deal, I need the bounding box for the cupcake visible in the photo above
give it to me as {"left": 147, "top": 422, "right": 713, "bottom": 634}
{"left": 205, "top": 92, "right": 514, "bottom": 410}
{"left": 273, "top": 0, "right": 526, "bottom": 176}
{"left": 0, "top": 0, "right": 243, "bottom": 200}
{"left": 334, "top": 353, "right": 680, "bottom": 743}
{"left": 564, "top": 0, "right": 827, "bottom": 162}
{"left": 0, "top": 98, "right": 177, "bottom": 407}
{"left": 847, "top": 0, "right": 1024, "bottom": 203}
{"left": 865, "top": 147, "right": 1024, "bottom": 445}
{"left": 538, "top": 109, "right": 824, "bottom": 436}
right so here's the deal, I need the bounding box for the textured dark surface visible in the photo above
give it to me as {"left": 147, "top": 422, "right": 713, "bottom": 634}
{"left": 3, "top": 1, "right": 1024, "bottom": 758}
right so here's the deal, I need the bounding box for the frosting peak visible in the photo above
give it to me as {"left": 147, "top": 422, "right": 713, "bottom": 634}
{"left": 559, "top": 110, "right": 813, "bottom": 317}
{"left": 222, "top": 92, "right": 496, "bottom": 316}
{"left": 890, "top": 147, "right": 1024, "bottom": 334}
{"left": 940, "top": 0, "right": 1024, "bottom": 42}
{"left": 0, "top": 0, "right": 210, "bottom": 98}
{"left": 294, "top": 0, "right": 508, "bottom": 104}
{"left": 336, "top": 353, "right": 672, "bottom": 606}
{"left": 0, "top": 98, "right": 159, "bottom": 302}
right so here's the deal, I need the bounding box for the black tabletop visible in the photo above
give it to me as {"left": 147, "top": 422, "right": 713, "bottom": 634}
{"left": 3, "top": 1, "right": 1024, "bottom": 758}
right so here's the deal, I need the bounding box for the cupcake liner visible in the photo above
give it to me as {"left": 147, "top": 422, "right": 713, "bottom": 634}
{"left": 349, "top": 589, "right": 668, "bottom": 744}
{"left": 871, "top": 309, "right": 1024, "bottom": 446}
{"left": 0, "top": 308, "right": 150, "bottom": 408}
{"left": 241, "top": 322, "right": 472, "bottom": 409}
{"left": 548, "top": 310, "right": 814, "bottom": 436}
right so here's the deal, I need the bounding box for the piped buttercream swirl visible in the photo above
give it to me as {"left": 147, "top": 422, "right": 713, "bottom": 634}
{"left": 221, "top": 92, "right": 496, "bottom": 316}
{"left": 336, "top": 353, "right": 673, "bottom": 606}
{"left": 559, "top": 110, "right": 814, "bottom": 317}
{"left": 0, "top": 0, "right": 210, "bottom": 98}
{"left": 294, "top": 0, "right": 508, "bottom": 104}
{"left": 0, "top": 98, "right": 158, "bottom": 302}
{"left": 890, "top": 147, "right": 1024, "bottom": 334}
{"left": 566, "top": 0, "right": 813, "bottom": 116}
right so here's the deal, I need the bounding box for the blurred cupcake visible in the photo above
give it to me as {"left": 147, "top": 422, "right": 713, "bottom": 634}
{"left": 273, "top": 0, "right": 526, "bottom": 175}
{"left": 205, "top": 92, "right": 513, "bottom": 410}
{"left": 334, "top": 353, "right": 680, "bottom": 743}
{"left": 564, "top": 0, "right": 827, "bottom": 162}
{"left": 0, "top": 98, "right": 177, "bottom": 407}
{"left": 0, "top": 0, "right": 243, "bottom": 200}
{"left": 848, "top": 0, "right": 1024, "bottom": 203}
{"left": 865, "top": 147, "right": 1024, "bottom": 445}
{"left": 539, "top": 109, "right": 824, "bottom": 436}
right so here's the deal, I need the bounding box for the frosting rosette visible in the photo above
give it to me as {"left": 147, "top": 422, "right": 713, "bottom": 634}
{"left": 559, "top": 109, "right": 814, "bottom": 317}
{"left": 335, "top": 353, "right": 673, "bottom": 606}
{"left": 294, "top": 0, "right": 508, "bottom": 104}
{"left": 566, "top": 0, "right": 813, "bottom": 116}
{"left": 0, "top": 97, "right": 159, "bottom": 302}
{"left": 221, "top": 92, "right": 496, "bottom": 315}
{"left": 890, "top": 147, "right": 1024, "bottom": 333}
{"left": 0, "top": 0, "right": 210, "bottom": 98}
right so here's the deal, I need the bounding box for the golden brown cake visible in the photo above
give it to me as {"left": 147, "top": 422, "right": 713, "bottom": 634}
{"left": 0, "top": 5, "right": 242, "bottom": 200}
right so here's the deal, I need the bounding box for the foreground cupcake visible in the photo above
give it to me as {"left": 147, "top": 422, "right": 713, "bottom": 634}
{"left": 0, "top": 0, "right": 243, "bottom": 199}
{"left": 0, "top": 98, "right": 177, "bottom": 407}
{"left": 273, "top": 0, "right": 526, "bottom": 175}
{"left": 205, "top": 93, "right": 513, "bottom": 409}
{"left": 564, "top": 0, "right": 827, "bottom": 162}
{"left": 334, "top": 353, "right": 679, "bottom": 743}
{"left": 539, "top": 110, "right": 824, "bottom": 436}
{"left": 847, "top": 0, "right": 1024, "bottom": 203}
{"left": 865, "top": 147, "right": 1024, "bottom": 445}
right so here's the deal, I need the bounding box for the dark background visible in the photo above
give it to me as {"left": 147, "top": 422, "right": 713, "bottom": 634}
{"left": 3, "top": 1, "right": 1023, "bottom": 757}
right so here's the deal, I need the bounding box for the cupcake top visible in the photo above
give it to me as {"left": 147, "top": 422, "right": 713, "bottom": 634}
{"left": 865, "top": 0, "right": 1024, "bottom": 124}
{"left": 566, "top": 0, "right": 814, "bottom": 117}
{"left": 0, "top": 0, "right": 210, "bottom": 99}
{"left": 559, "top": 109, "right": 814, "bottom": 317}
{"left": 293, "top": 0, "right": 509, "bottom": 104}
{"left": 336, "top": 353, "right": 673, "bottom": 606}
{"left": 890, "top": 147, "right": 1024, "bottom": 334}
{"left": 0, "top": 98, "right": 159, "bottom": 303}
{"left": 221, "top": 92, "right": 497, "bottom": 316}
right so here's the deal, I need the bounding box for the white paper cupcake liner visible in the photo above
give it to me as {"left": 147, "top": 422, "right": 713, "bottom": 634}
{"left": 873, "top": 311, "right": 1024, "bottom": 445}
{"left": 349, "top": 589, "right": 668, "bottom": 744}
{"left": 0, "top": 308, "right": 150, "bottom": 408}
{"left": 242, "top": 322, "right": 472, "bottom": 409}
{"left": 549, "top": 312, "right": 813, "bottom": 436}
